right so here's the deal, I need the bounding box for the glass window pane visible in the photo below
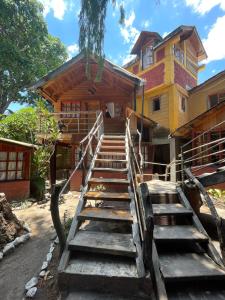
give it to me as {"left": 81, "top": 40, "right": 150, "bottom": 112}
{"left": 0, "top": 152, "right": 7, "bottom": 161}
{"left": 8, "top": 161, "right": 16, "bottom": 170}
{"left": 17, "top": 171, "right": 22, "bottom": 179}
{"left": 9, "top": 152, "right": 16, "bottom": 160}
{"left": 7, "top": 171, "right": 16, "bottom": 180}
{"left": 18, "top": 152, "right": 23, "bottom": 160}
{"left": 17, "top": 161, "right": 23, "bottom": 170}
{"left": 0, "top": 162, "right": 6, "bottom": 170}
{"left": 0, "top": 172, "right": 6, "bottom": 181}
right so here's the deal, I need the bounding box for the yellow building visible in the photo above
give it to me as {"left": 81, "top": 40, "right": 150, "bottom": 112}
{"left": 124, "top": 26, "right": 207, "bottom": 135}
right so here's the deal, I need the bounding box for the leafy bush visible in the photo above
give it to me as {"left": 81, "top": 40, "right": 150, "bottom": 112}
{"left": 208, "top": 189, "right": 225, "bottom": 202}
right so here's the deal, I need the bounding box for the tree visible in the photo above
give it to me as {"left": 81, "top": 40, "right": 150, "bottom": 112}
{"left": 0, "top": 0, "right": 68, "bottom": 114}
{"left": 0, "top": 105, "right": 59, "bottom": 200}
{"left": 79, "top": 0, "right": 125, "bottom": 77}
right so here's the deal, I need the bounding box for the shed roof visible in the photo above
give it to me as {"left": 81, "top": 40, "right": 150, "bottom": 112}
{"left": 0, "top": 138, "right": 37, "bottom": 149}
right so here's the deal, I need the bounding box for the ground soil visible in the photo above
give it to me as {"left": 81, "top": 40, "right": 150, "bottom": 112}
{"left": 0, "top": 192, "right": 224, "bottom": 300}
{"left": 0, "top": 192, "right": 79, "bottom": 300}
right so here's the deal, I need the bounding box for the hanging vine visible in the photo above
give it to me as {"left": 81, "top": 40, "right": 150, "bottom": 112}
{"left": 79, "top": 0, "right": 125, "bottom": 80}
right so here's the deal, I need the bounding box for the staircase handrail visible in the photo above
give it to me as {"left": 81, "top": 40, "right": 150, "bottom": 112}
{"left": 58, "top": 111, "right": 103, "bottom": 198}
{"left": 126, "top": 117, "right": 154, "bottom": 271}
{"left": 185, "top": 167, "right": 225, "bottom": 263}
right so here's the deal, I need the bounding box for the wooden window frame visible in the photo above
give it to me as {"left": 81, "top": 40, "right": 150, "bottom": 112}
{"left": 61, "top": 101, "right": 81, "bottom": 118}
{"left": 0, "top": 151, "right": 24, "bottom": 181}
{"left": 152, "top": 97, "right": 161, "bottom": 112}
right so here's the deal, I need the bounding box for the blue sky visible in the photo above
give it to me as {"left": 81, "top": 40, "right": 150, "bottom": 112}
{"left": 10, "top": 0, "right": 225, "bottom": 110}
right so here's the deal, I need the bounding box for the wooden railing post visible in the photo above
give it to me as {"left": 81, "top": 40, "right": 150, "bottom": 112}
{"left": 138, "top": 182, "right": 154, "bottom": 272}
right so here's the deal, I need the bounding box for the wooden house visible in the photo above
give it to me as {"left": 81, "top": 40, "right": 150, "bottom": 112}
{"left": 0, "top": 138, "right": 35, "bottom": 201}
{"left": 30, "top": 54, "right": 156, "bottom": 189}
{"left": 170, "top": 71, "right": 225, "bottom": 181}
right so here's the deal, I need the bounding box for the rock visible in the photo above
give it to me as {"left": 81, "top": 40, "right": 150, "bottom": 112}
{"left": 25, "top": 277, "right": 38, "bottom": 291}
{"left": 23, "top": 223, "right": 31, "bottom": 232}
{"left": 41, "top": 261, "right": 48, "bottom": 271}
{"left": 14, "top": 233, "right": 31, "bottom": 246}
{"left": 46, "top": 252, "right": 52, "bottom": 262}
{"left": 3, "top": 242, "right": 15, "bottom": 255}
{"left": 39, "top": 270, "right": 46, "bottom": 278}
{"left": 0, "top": 252, "right": 3, "bottom": 260}
{"left": 26, "top": 287, "right": 37, "bottom": 298}
{"left": 49, "top": 245, "right": 55, "bottom": 253}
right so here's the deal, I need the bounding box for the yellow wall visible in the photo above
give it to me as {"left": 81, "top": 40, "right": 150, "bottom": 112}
{"left": 188, "top": 78, "right": 225, "bottom": 120}
{"left": 126, "top": 35, "right": 201, "bottom": 133}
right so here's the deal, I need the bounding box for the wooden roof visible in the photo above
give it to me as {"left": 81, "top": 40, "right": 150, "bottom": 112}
{"left": 154, "top": 26, "right": 207, "bottom": 61}
{"left": 29, "top": 53, "right": 144, "bottom": 103}
{"left": 0, "top": 138, "right": 37, "bottom": 149}
{"left": 171, "top": 99, "right": 225, "bottom": 137}
{"left": 131, "top": 31, "right": 163, "bottom": 55}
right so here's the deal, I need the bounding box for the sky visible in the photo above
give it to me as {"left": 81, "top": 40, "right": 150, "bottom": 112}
{"left": 10, "top": 0, "right": 225, "bottom": 110}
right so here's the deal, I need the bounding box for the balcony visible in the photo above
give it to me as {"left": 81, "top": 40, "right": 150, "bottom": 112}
{"left": 37, "top": 111, "right": 100, "bottom": 141}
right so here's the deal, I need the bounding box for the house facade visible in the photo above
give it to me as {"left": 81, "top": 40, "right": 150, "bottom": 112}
{"left": 31, "top": 55, "right": 156, "bottom": 189}
{"left": 0, "top": 138, "right": 35, "bottom": 201}
{"left": 124, "top": 26, "right": 207, "bottom": 135}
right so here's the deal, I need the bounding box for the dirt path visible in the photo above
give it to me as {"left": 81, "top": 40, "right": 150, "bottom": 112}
{"left": 0, "top": 192, "right": 79, "bottom": 300}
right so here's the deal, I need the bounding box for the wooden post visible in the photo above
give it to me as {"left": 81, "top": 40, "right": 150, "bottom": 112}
{"left": 141, "top": 84, "right": 145, "bottom": 138}
{"left": 169, "top": 137, "right": 177, "bottom": 182}
{"left": 133, "top": 86, "right": 137, "bottom": 111}
{"left": 50, "top": 144, "right": 57, "bottom": 186}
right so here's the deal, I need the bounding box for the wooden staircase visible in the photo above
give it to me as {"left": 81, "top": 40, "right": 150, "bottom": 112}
{"left": 58, "top": 134, "right": 151, "bottom": 299}
{"left": 147, "top": 180, "right": 225, "bottom": 299}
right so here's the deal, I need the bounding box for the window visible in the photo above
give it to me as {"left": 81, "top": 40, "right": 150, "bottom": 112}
{"left": 61, "top": 102, "right": 80, "bottom": 118}
{"left": 180, "top": 96, "right": 186, "bottom": 112}
{"left": 0, "top": 151, "right": 24, "bottom": 181}
{"left": 142, "top": 46, "right": 154, "bottom": 69}
{"left": 209, "top": 94, "right": 218, "bottom": 108}
{"left": 152, "top": 97, "right": 160, "bottom": 111}
{"left": 173, "top": 44, "right": 184, "bottom": 64}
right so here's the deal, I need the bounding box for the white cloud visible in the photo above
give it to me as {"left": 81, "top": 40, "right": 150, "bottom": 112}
{"left": 39, "top": 0, "right": 68, "bottom": 20}
{"left": 67, "top": 43, "right": 79, "bottom": 59}
{"left": 203, "top": 14, "right": 225, "bottom": 63}
{"left": 120, "top": 11, "right": 140, "bottom": 45}
{"left": 185, "top": 0, "right": 225, "bottom": 14}
{"left": 162, "top": 31, "right": 169, "bottom": 38}
{"left": 121, "top": 54, "right": 136, "bottom": 65}
{"left": 141, "top": 20, "right": 151, "bottom": 29}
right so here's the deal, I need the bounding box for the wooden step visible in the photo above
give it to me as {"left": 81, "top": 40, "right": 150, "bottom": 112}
{"left": 153, "top": 204, "right": 193, "bottom": 216}
{"left": 92, "top": 167, "right": 128, "bottom": 173}
{"left": 78, "top": 207, "right": 133, "bottom": 222}
{"left": 98, "top": 152, "right": 126, "bottom": 157}
{"left": 95, "top": 158, "right": 127, "bottom": 163}
{"left": 69, "top": 230, "right": 136, "bottom": 257}
{"left": 102, "top": 140, "right": 125, "bottom": 144}
{"left": 88, "top": 178, "right": 129, "bottom": 185}
{"left": 159, "top": 253, "right": 225, "bottom": 282}
{"left": 154, "top": 225, "right": 208, "bottom": 242}
{"left": 103, "top": 135, "right": 125, "bottom": 139}
{"left": 100, "top": 146, "right": 125, "bottom": 151}
{"left": 84, "top": 191, "right": 130, "bottom": 201}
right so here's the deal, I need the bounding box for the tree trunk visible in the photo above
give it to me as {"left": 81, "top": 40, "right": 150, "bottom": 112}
{"left": 0, "top": 193, "right": 24, "bottom": 250}
{"left": 50, "top": 184, "right": 66, "bottom": 256}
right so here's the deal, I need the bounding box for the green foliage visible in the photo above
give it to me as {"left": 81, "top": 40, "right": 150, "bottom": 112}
{"left": 79, "top": 0, "right": 125, "bottom": 79}
{"left": 0, "top": 107, "right": 37, "bottom": 143}
{"left": 0, "top": 103, "right": 59, "bottom": 199}
{"left": 208, "top": 189, "right": 225, "bottom": 201}
{"left": 0, "top": 0, "right": 68, "bottom": 113}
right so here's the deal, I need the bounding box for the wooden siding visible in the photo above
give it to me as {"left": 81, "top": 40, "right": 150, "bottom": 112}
{"left": 188, "top": 79, "right": 225, "bottom": 121}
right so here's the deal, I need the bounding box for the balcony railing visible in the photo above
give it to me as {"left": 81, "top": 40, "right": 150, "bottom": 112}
{"left": 38, "top": 111, "right": 100, "bottom": 135}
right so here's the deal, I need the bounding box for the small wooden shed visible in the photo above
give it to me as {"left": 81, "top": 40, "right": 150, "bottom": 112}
{"left": 0, "top": 138, "right": 35, "bottom": 201}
